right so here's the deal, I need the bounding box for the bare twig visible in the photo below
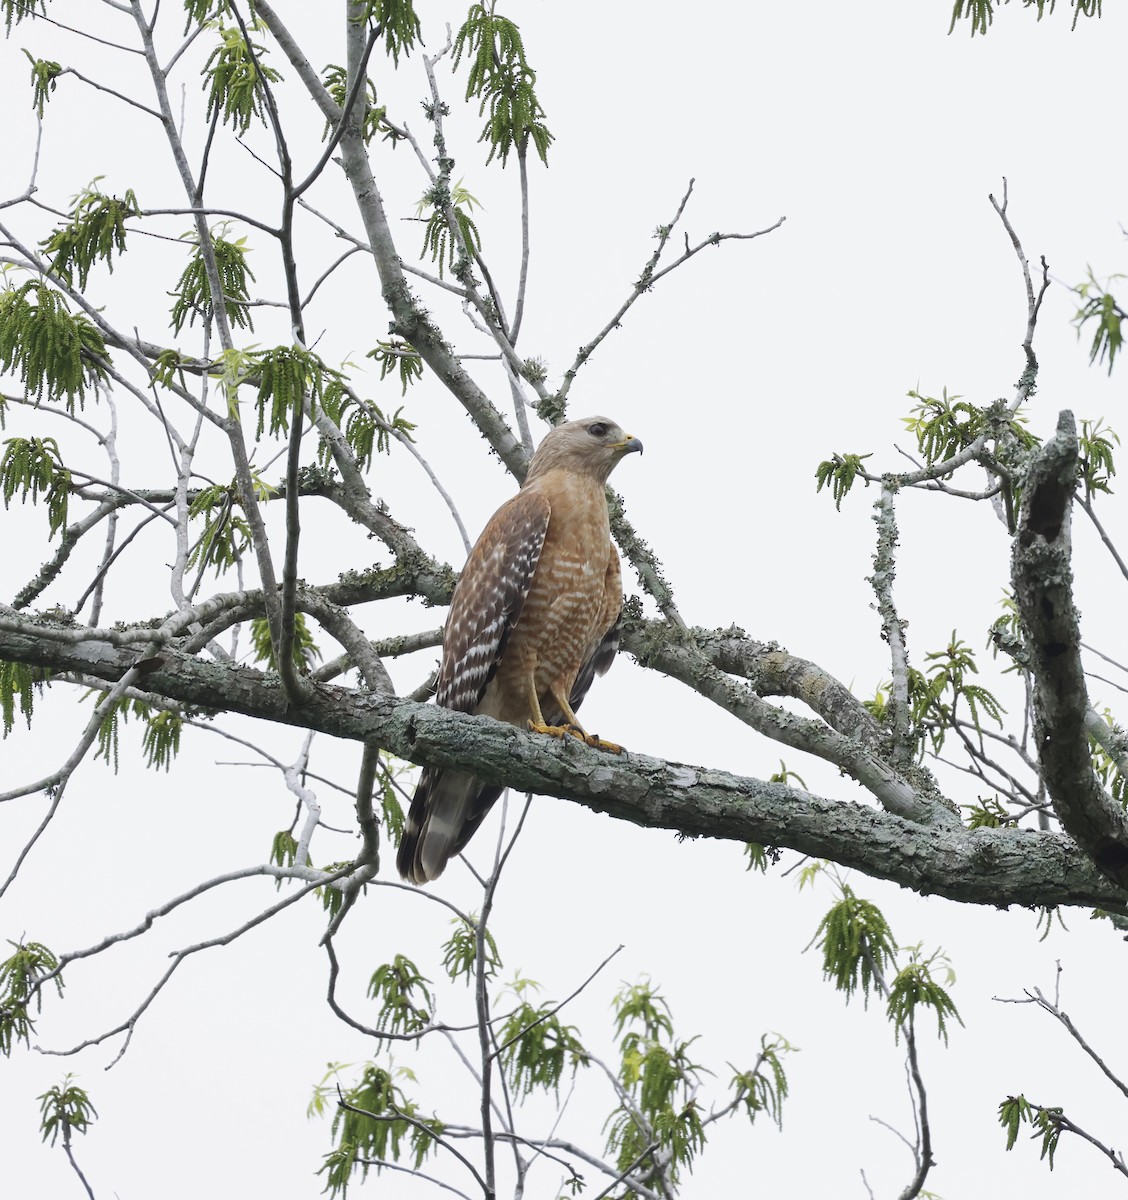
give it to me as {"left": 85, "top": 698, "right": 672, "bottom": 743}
{"left": 556, "top": 179, "right": 783, "bottom": 407}
{"left": 39, "top": 867, "right": 351, "bottom": 1064}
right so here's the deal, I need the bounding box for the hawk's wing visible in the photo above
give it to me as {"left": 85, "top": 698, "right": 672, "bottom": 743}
{"left": 435, "top": 489, "right": 552, "bottom": 713}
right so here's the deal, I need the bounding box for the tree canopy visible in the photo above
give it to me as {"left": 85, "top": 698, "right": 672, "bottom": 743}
{"left": 2, "top": 1, "right": 1127, "bottom": 1197}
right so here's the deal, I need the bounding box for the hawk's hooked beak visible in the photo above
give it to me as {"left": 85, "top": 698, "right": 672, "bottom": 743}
{"left": 615, "top": 435, "right": 644, "bottom": 456}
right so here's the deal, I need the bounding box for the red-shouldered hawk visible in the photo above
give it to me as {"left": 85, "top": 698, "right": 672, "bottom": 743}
{"left": 397, "top": 416, "right": 643, "bottom": 884}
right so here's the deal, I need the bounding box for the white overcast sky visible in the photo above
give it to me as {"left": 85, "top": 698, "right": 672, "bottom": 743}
{"left": 3, "top": 2, "right": 1128, "bottom": 1197}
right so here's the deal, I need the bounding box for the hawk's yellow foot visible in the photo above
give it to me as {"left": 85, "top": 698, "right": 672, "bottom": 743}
{"left": 582, "top": 731, "right": 624, "bottom": 754}
{"left": 527, "top": 720, "right": 624, "bottom": 754}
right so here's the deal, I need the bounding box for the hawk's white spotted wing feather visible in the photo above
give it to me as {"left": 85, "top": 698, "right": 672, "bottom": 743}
{"left": 436, "top": 490, "right": 551, "bottom": 711}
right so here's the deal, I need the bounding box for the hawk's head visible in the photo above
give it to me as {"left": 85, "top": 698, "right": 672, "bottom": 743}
{"left": 526, "top": 416, "right": 643, "bottom": 484}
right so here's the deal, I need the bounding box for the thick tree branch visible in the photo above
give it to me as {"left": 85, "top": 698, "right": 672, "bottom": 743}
{"left": 870, "top": 483, "right": 913, "bottom": 765}
{"left": 1012, "top": 410, "right": 1128, "bottom": 888}
{"left": 623, "top": 617, "right": 957, "bottom": 828}
{"left": 0, "top": 624, "right": 1121, "bottom": 910}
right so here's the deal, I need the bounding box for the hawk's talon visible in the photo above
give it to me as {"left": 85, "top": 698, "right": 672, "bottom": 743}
{"left": 528, "top": 720, "right": 624, "bottom": 754}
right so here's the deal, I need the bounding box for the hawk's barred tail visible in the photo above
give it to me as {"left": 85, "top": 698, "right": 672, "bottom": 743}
{"left": 397, "top": 766, "right": 504, "bottom": 884}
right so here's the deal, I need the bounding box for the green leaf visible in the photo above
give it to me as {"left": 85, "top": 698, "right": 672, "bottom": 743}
{"left": 141, "top": 709, "right": 182, "bottom": 771}
{"left": 999, "top": 1093, "right": 1031, "bottom": 1150}
{"left": 1078, "top": 416, "right": 1119, "bottom": 497}
{"left": 902, "top": 387, "right": 987, "bottom": 465}
{"left": 607, "top": 980, "right": 708, "bottom": 1185}
{"left": 373, "top": 757, "right": 406, "bottom": 843}
{"left": 0, "top": 938, "right": 63, "bottom": 1056}
{"left": 613, "top": 979, "right": 674, "bottom": 1042}
{"left": 23, "top": 49, "right": 61, "bottom": 116}
{"left": 0, "top": 280, "right": 109, "bottom": 409}
{"left": 171, "top": 233, "right": 256, "bottom": 335}
{"left": 38, "top": 1075, "right": 97, "bottom": 1146}
{"left": 1, "top": 658, "right": 49, "bottom": 736}
{"left": 743, "top": 842, "right": 780, "bottom": 873}
{"left": 452, "top": 3, "right": 553, "bottom": 166}
{"left": 0, "top": 435, "right": 71, "bottom": 537}
{"left": 1032, "top": 1106, "right": 1066, "bottom": 1167}
{"left": 863, "top": 683, "right": 889, "bottom": 722}
{"left": 1073, "top": 268, "right": 1125, "bottom": 375}
{"left": 987, "top": 591, "right": 1025, "bottom": 667}
{"left": 352, "top": 0, "right": 421, "bottom": 65}
{"left": 2, "top": 0, "right": 45, "bottom": 35}
{"left": 815, "top": 451, "right": 872, "bottom": 510}
{"left": 202, "top": 19, "right": 282, "bottom": 135}
{"left": 316, "top": 862, "right": 358, "bottom": 918}
{"left": 907, "top": 630, "right": 1005, "bottom": 755}
{"left": 885, "top": 945, "right": 963, "bottom": 1045}
{"left": 88, "top": 692, "right": 161, "bottom": 773}
{"left": 41, "top": 180, "right": 139, "bottom": 291}
{"left": 207, "top": 345, "right": 260, "bottom": 418}
{"left": 187, "top": 482, "right": 253, "bottom": 575}
{"left": 367, "top": 956, "right": 433, "bottom": 1036}
{"left": 150, "top": 348, "right": 189, "bottom": 388}
{"left": 249, "top": 613, "right": 321, "bottom": 672}
{"left": 729, "top": 1034, "right": 793, "bottom": 1128}
{"left": 255, "top": 344, "right": 328, "bottom": 439}
{"left": 496, "top": 981, "right": 589, "bottom": 1098}
{"left": 808, "top": 884, "right": 896, "bottom": 1007}
{"left": 768, "top": 760, "right": 807, "bottom": 789}
{"left": 269, "top": 829, "right": 301, "bottom": 888}
{"left": 317, "top": 1063, "right": 442, "bottom": 1196}
{"left": 964, "top": 795, "right": 1010, "bottom": 828}
{"left": 416, "top": 179, "right": 483, "bottom": 281}
{"left": 795, "top": 859, "right": 826, "bottom": 891}
{"left": 1088, "top": 708, "right": 1128, "bottom": 808}
{"left": 998, "top": 1093, "right": 1064, "bottom": 1168}
{"left": 441, "top": 914, "right": 500, "bottom": 985}
{"left": 308, "top": 1060, "right": 351, "bottom": 1119}
{"left": 321, "top": 63, "right": 387, "bottom": 143}
{"left": 950, "top": 0, "right": 1102, "bottom": 36}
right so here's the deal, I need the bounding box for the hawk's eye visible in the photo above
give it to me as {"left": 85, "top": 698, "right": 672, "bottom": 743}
{"left": 587, "top": 422, "right": 609, "bottom": 438}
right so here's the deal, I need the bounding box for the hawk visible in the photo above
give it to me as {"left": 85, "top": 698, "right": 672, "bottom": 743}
{"left": 397, "top": 416, "right": 643, "bottom": 884}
